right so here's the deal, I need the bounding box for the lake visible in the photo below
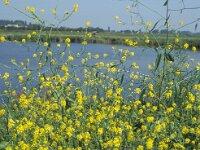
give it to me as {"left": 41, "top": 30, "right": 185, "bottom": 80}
{"left": 0, "top": 42, "right": 200, "bottom": 94}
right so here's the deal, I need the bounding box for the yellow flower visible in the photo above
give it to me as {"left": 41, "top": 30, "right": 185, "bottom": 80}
{"left": 134, "top": 88, "right": 141, "bottom": 94}
{"left": 33, "top": 53, "right": 37, "bottom": 58}
{"left": 18, "top": 75, "right": 24, "bottom": 82}
{"left": 185, "top": 103, "right": 193, "bottom": 110}
{"left": 179, "top": 20, "right": 184, "bottom": 25}
{"left": 115, "top": 16, "right": 119, "bottom": 20}
{"left": 103, "top": 53, "right": 108, "bottom": 58}
{"left": 145, "top": 39, "right": 150, "bottom": 44}
{"left": 82, "top": 40, "right": 87, "bottom": 45}
{"left": 146, "top": 21, "right": 152, "bottom": 27}
{"left": 31, "top": 31, "right": 37, "bottom": 35}
{"left": 87, "top": 32, "right": 92, "bottom": 38}
{"left": 73, "top": 3, "right": 79, "bottom": 12}
{"left": 8, "top": 119, "right": 15, "bottom": 129}
{"left": 137, "top": 145, "right": 144, "bottom": 150}
{"left": 184, "top": 63, "right": 189, "bottom": 68}
{"left": 155, "top": 124, "right": 162, "bottom": 132}
{"left": 148, "top": 83, "right": 154, "bottom": 90}
{"left": 65, "top": 38, "right": 71, "bottom": 44}
{"left": 5, "top": 146, "right": 12, "bottom": 150}
{"left": 185, "top": 138, "right": 190, "bottom": 144}
{"left": 167, "top": 44, "right": 173, "bottom": 50}
{"left": 52, "top": 9, "right": 56, "bottom": 15}
{"left": 182, "top": 126, "right": 189, "bottom": 134}
{"left": 138, "top": 109, "right": 143, "bottom": 115}
{"left": 148, "top": 91, "right": 154, "bottom": 98}
{"left": 175, "top": 37, "right": 179, "bottom": 43}
{"left": 4, "top": 0, "right": 9, "bottom": 5}
{"left": 30, "top": 7, "right": 35, "bottom": 13}
{"left": 147, "top": 116, "right": 154, "bottom": 123}
{"left": 0, "top": 36, "right": 6, "bottom": 42}
{"left": 3, "top": 72, "right": 9, "bottom": 80}
{"left": 130, "top": 52, "right": 135, "bottom": 56}
{"left": 183, "top": 43, "right": 189, "bottom": 49}
{"left": 25, "top": 5, "right": 30, "bottom": 11}
{"left": 61, "top": 65, "right": 68, "bottom": 73}
{"left": 22, "top": 39, "right": 26, "bottom": 43}
{"left": 106, "top": 89, "right": 113, "bottom": 98}
{"left": 26, "top": 71, "right": 31, "bottom": 77}
{"left": 141, "top": 125, "right": 147, "bottom": 131}
{"left": 27, "top": 34, "right": 31, "bottom": 39}
{"left": 0, "top": 109, "right": 5, "bottom": 116}
{"left": 113, "top": 137, "right": 121, "bottom": 148}
{"left": 175, "top": 71, "right": 181, "bottom": 75}
{"left": 192, "top": 46, "right": 197, "bottom": 52}
{"left": 43, "top": 42, "right": 49, "bottom": 47}
{"left": 195, "top": 128, "right": 200, "bottom": 137}
{"left": 146, "top": 138, "right": 154, "bottom": 149}
{"left": 165, "top": 90, "right": 173, "bottom": 98}
{"left": 86, "top": 21, "right": 91, "bottom": 27}
{"left": 47, "top": 51, "right": 52, "bottom": 56}
{"left": 97, "top": 128, "right": 104, "bottom": 135}
{"left": 68, "top": 56, "right": 74, "bottom": 61}
{"left": 57, "top": 43, "right": 61, "bottom": 48}
{"left": 40, "top": 9, "right": 45, "bottom": 13}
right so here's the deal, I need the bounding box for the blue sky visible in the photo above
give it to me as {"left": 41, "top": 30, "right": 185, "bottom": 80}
{"left": 0, "top": 0, "right": 200, "bottom": 32}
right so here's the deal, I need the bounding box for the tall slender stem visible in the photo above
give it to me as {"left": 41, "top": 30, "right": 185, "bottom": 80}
{"left": 159, "top": 0, "right": 169, "bottom": 99}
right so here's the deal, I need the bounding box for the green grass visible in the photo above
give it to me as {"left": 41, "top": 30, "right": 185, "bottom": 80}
{"left": 1, "top": 29, "right": 200, "bottom": 48}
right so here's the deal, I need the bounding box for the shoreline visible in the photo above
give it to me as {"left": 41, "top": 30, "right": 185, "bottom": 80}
{"left": 1, "top": 30, "right": 200, "bottom": 49}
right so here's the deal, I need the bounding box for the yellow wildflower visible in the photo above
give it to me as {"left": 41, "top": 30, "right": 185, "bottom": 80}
{"left": 40, "top": 9, "right": 45, "bottom": 13}
{"left": 68, "top": 56, "right": 74, "bottom": 61}
{"left": 30, "top": 7, "right": 35, "bottom": 13}
{"left": 192, "top": 46, "right": 197, "bottom": 52}
{"left": 65, "top": 38, "right": 71, "bottom": 44}
{"left": 183, "top": 43, "right": 189, "bottom": 49}
{"left": 4, "top": 0, "right": 9, "bottom": 5}
{"left": 73, "top": 3, "right": 79, "bottom": 12}
{"left": 86, "top": 21, "right": 91, "bottom": 27}
{"left": 52, "top": 9, "right": 56, "bottom": 15}
{"left": 146, "top": 138, "right": 154, "bottom": 149}
{"left": 43, "top": 42, "right": 49, "bottom": 47}
{"left": 146, "top": 21, "right": 152, "bottom": 27}
{"left": 0, "top": 36, "right": 6, "bottom": 42}
{"left": 147, "top": 116, "right": 154, "bottom": 123}
{"left": 22, "top": 39, "right": 26, "bottom": 43}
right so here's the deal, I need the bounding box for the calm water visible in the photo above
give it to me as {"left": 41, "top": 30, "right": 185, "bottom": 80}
{"left": 0, "top": 42, "right": 200, "bottom": 94}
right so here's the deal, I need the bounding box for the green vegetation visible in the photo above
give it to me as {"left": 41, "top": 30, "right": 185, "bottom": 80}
{"left": 1, "top": 29, "right": 200, "bottom": 48}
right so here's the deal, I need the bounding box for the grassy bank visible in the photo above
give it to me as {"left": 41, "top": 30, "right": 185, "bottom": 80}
{"left": 1, "top": 29, "right": 200, "bottom": 48}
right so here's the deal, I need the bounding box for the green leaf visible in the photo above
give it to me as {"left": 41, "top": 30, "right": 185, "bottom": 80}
{"left": 195, "top": 23, "right": 198, "bottom": 31}
{"left": 154, "top": 54, "right": 162, "bottom": 72}
{"left": 163, "top": 0, "right": 168, "bottom": 6}
{"left": 95, "top": 72, "right": 99, "bottom": 78}
{"left": 165, "top": 53, "right": 174, "bottom": 62}
{"left": 164, "top": 14, "right": 171, "bottom": 26}
{"left": 153, "top": 48, "right": 159, "bottom": 53}
{"left": 139, "top": 88, "right": 146, "bottom": 100}
{"left": 120, "top": 74, "right": 125, "bottom": 86}
{"left": 150, "top": 20, "right": 160, "bottom": 32}
{"left": 45, "top": 55, "right": 48, "bottom": 63}
{"left": 0, "top": 141, "right": 9, "bottom": 149}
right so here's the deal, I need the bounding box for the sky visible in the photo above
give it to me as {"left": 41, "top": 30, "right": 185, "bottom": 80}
{"left": 0, "top": 0, "right": 200, "bottom": 32}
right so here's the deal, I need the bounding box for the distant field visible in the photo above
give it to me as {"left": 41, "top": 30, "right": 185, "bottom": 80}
{"left": 1, "top": 29, "right": 200, "bottom": 48}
